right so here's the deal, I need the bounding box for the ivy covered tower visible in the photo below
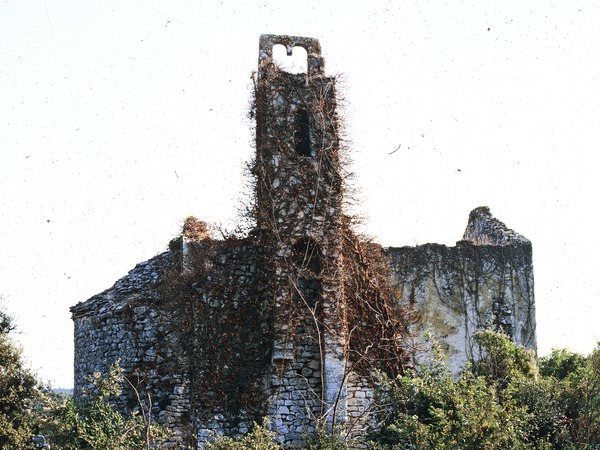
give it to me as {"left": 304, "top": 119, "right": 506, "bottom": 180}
{"left": 253, "top": 34, "right": 347, "bottom": 442}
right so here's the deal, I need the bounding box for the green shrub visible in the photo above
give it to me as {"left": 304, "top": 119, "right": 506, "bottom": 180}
{"left": 302, "top": 425, "right": 359, "bottom": 449}
{"left": 207, "top": 421, "right": 282, "bottom": 449}
{"left": 206, "top": 421, "right": 360, "bottom": 450}
{"left": 371, "top": 332, "right": 535, "bottom": 449}
{"left": 470, "top": 328, "right": 538, "bottom": 387}
{"left": 37, "top": 361, "right": 171, "bottom": 450}
{"left": 0, "top": 309, "right": 43, "bottom": 449}
{"left": 70, "top": 362, "right": 171, "bottom": 449}
{"left": 540, "top": 348, "right": 586, "bottom": 380}
{"left": 510, "top": 345, "right": 600, "bottom": 449}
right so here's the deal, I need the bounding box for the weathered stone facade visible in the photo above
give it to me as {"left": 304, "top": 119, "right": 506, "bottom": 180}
{"left": 71, "top": 252, "right": 194, "bottom": 441}
{"left": 386, "top": 206, "right": 536, "bottom": 376}
{"left": 71, "top": 35, "right": 536, "bottom": 448}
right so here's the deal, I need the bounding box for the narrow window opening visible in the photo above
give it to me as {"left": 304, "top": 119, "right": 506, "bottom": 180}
{"left": 295, "top": 109, "right": 311, "bottom": 157}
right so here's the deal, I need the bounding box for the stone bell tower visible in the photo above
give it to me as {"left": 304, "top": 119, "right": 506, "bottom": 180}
{"left": 253, "top": 34, "right": 347, "bottom": 443}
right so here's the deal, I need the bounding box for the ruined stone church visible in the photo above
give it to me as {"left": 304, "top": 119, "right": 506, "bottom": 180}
{"left": 71, "top": 35, "right": 536, "bottom": 448}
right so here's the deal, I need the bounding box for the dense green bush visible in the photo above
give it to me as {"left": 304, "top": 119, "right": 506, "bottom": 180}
{"left": 370, "top": 331, "right": 600, "bottom": 450}
{"left": 371, "top": 334, "right": 534, "bottom": 450}
{"left": 470, "top": 328, "right": 538, "bottom": 385}
{"left": 46, "top": 361, "right": 171, "bottom": 450}
{"left": 206, "top": 421, "right": 358, "bottom": 450}
{"left": 207, "top": 422, "right": 282, "bottom": 449}
{"left": 540, "top": 348, "right": 586, "bottom": 380}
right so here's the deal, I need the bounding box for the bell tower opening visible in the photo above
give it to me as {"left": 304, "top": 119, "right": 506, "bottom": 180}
{"left": 272, "top": 43, "right": 308, "bottom": 74}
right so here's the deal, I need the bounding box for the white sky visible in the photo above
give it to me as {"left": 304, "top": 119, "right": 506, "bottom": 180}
{"left": 1, "top": 0, "right": 599, "bottom": 388}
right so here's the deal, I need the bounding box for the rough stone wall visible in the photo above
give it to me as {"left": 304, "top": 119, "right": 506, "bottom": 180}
{"left": 345, "top": 374, "right": 376, "bottom": 437}
{"left": 72, "top": 236, "right": 277, "bottom": 448}
{"left": 386, "top": 207, "right": 536, "bottom": 376}
{"left": 180, "top": 236, "right": 274, "bottom": 446}
{"left": 71, "top": 252, "right": 193, "bottom": 446}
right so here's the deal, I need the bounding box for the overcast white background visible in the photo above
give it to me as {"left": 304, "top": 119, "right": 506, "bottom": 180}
{"left": 1, "top": 0, "right": 599, "bottom": 388}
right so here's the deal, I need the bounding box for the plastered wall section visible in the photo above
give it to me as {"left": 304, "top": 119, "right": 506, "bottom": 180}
{"left": 385, "top": 239, "right": 536, "bottom": 376}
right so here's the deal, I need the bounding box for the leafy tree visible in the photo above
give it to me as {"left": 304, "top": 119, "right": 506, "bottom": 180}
{"left": 508, "top": 345, "right": 600, "bottom": 449}
{"left": 540, "top": 348, "right": 586, "bottom": 380}
{"left": 569, "top": 344, "right": 600, "bottom": 448}
{"left": 0, "top": 307, "right": 43, "bottom": 449}
{"left": 506, "top": 348, "right": 586, "bottom": 448}
{"left": 511, "top": 376, "right": 576, "bottom": 448}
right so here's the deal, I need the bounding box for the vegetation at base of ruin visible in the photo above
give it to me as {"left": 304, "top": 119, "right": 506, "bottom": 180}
{"left": 48, "top": 361, "right": 171, "bottom": 450}
{"left": 190, "top": 330, "right": 600, "bottom": 450}
{"left": 0, "top": 305, "right": 171, "bottom": 449}
{"left": 5, "top": 289, "right": 600, "bottom": 450}
{"left": 371, "top": 330, "right": 600, "bottom": 450}
{"left": 206, "top": 420, "right": 282, "bottom": 449}
{"left": 35, "top": 363, "right": 171, "bottom": 450}
{"left": 371, "top": 331, "right": 537, "bottom": 449}
{"left": 206, "top": 420, "right": 359, "bottom": 450}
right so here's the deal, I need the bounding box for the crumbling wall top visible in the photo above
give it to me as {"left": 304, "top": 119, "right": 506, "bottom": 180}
{"left": 462, "top": 206, "right": 530, "bottom": 246}
{"left": 70, "top": 251, "right": 176, "bottom": 318}
{"left": 258, "top": 34, "right": 324, "bottom": 76}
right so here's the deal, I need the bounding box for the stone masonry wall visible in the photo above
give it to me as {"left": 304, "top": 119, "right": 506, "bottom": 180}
{"left": 72, "top": 236, "right": 276, "bottom": 449}
{"left": 181, "top": 236, "right": 274, "bottom": 447}
{"left": 71, "top": 252, "right": 193, "bottom": 446}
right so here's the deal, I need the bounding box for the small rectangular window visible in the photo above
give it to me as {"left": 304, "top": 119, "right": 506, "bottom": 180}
{"left": 295, "top": 109, "right": 311, "bottom": 157}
